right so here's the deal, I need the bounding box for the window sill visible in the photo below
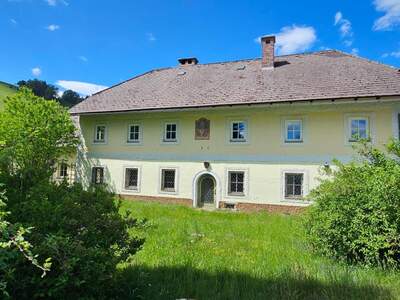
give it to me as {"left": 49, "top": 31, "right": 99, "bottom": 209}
{"left": 93, "top": 140, "right": 106, "bottom": 144}
{"left": 228, "top": 192, "right": 245, "bottom": 197}
{"left": 284, "top": 140, "right": 303, "bottom": 144}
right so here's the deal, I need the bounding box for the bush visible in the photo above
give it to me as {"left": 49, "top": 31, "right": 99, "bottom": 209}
{"left": 0, "top": 90, "right": 144, "bottom": 298}
{"left": 305, "top": 141, "right": 400, "bottom": 267}
{"left": 5, "top": 182, "right": 144, "bottom": 299}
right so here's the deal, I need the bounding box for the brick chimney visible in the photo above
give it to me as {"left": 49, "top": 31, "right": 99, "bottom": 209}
{"left": 261, "top": 35, "right": 276, "bottom": 69}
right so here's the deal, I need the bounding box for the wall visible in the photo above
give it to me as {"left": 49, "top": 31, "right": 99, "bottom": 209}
{"left": 76, "top": 99, "right": 400, "bottom": 207}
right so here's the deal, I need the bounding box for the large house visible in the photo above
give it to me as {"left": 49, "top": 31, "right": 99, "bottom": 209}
{"left": 69, "top": 35, "right": 400, "bottom": 213}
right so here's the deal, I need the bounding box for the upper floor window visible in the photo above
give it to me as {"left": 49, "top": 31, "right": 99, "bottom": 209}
{"left": 349, "top": 117, "right": 369, "bottom": 142}
{"left": 94, "top": 125, "right": 106, "bottom": 143}
{"left": 124, "top": 168, "right": 139, "bottom": 190}
{"left": 161, "top": 168, "right": 176, "bottom": 192}
{"left": 59, "top": 162, "right": 68, "bottom": 178}
{"left": 285, "top": 120, "right": 303, "bottom": 143}
{"left": 284, "top": 173, "right": 303, "bottom": 199}
{"left": 128, "top": 124, "right": 141, "bottom": 143}
{"left": 230, "top": 121, "right": 247, "bottom": 142}
{"left": 228, "top": 171, "right": 245, "bottom": 196}
{"left": 164, "top": 123, "right": 177, "bottom": 142}
{"left": 91, "top": 167, "right": 104, "bottom": 184}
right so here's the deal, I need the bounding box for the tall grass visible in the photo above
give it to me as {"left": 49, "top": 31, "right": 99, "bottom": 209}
{"left": 119, "top": 200, "right": 400, "bottom": 299}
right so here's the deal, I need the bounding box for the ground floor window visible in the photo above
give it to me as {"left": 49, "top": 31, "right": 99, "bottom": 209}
{"left": 59, "top": 162, "right": 68, "bottom": 178}
{"left": 285, "top": 173, "right": 303, "bottom": 199}
{"left": 124, "top": 168, "right": 139, "bottom": 190}
{"left": 161, "top": 169, "right": 176, "bottom": 192}
{"left": 92, "top": 167, "right": 104, "bottom": 184}
{"left": 228, "top": 171, "right": 245, "bottom": 195}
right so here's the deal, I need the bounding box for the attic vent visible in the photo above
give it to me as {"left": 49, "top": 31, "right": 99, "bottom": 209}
{"left": 236, "top": 65, "right": 246, "bottom": 70}
{"left": 177, "top": 71, "right": 186, "bottom": 76}
{"left": 178, "top": 57, "right": 199, "bottom": 66}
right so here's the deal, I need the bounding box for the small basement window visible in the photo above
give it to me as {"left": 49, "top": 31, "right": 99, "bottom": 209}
{"left": 284, "top": 173, "right": 303, "bottom": 199}
{"left": 161, "top": 169, "right": 176, "bottom": 192}
{"left": 92, "top": 167, "right": 104, "bottom": 184}
{"left": 124, "top": 168, "right": 139, "bottom": 190}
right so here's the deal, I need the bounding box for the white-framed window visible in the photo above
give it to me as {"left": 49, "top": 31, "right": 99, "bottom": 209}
{"left": 284, "top": 173, "right": 304, "bottom": 199}
{"left": 124, "top": 167, "right": 139, "bottom": 191}
{"left": 163, "top": 123, "right": 178, "bottom": 142}
{"left": 127, "top": 124, "right": 141, "bottom": 143}
{"left": 59, "top": 162, "right": 68, "bottom": 178}
{"left": 160, "top": 168, "right": 177, "bottom": 192}
{"left": 91, "top": 167, "right": 104, "bottom": 184}
{"left": 94, "top": 125, "right": 106, "bottom": 143}
{"left": 228, "top": 171, "right": 245, "bottom": 196}
{"left": 284, "top": 120, "right": 303, "bottom": 143}
{"left": 230, "top": 121, "right": 247, "bottom": 142}
{"left": 348, "top": 117, "right": 369, "bottom": 142}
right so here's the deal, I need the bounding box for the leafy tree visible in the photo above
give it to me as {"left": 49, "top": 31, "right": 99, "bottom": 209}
{"left": 17, "top": 79, "right": 58, "bottom": 100}
{"left": 0, "top": 89, "right": 144, "bottom": 298}
{"left": 59, "top": 89, "right": 83, "bottom": 107}
{"left": 305, "top": 140, "right": 400, "bottom": 267}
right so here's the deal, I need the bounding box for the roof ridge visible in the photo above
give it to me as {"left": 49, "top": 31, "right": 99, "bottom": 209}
{"left": 332, "top": 49, "right": 399, "bottom": 71}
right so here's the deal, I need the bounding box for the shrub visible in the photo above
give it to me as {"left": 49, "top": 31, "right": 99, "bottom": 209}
{"left": 5, "top": 182, "right": 144, "bottom": 299}
{"left": 305, "top": 141, "right": 400, "bottom": 267}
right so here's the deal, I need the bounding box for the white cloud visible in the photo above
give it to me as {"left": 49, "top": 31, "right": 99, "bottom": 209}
{"left": 146, "top": 32, "right": 156, "bottom": 42}
{"left": 78, "top": 56, "right": 88, "bottom": 62}
{"left": 334, "top": 11, "right": 353, "bottom": 38}
{"left": 254, "top": 25, "right": 317, "bottom": 55}
{"left": 10, "top": 18, "right": 17, "bottom": 25}
{"left": 351, "top": 48, "right": 360, "bottom": 56}
{"left": 373, "top": 0, "right": 400, "bottom": 30}
{"left": 46, "top": 24, "right": 60, "bottom": 31}
{"left": 31, "top": 67, "right": 41, "bottom": 77}
{"left": 56, "top": 80, "right": 108, "bottom": 96}
{"left": 46, "top": 0, "right": 68, "bottom": 6}
{"left": 382, "top": 50, "right": 400, "bottom": 57}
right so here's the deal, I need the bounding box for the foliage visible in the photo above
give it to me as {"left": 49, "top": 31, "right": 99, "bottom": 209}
{"left": 0, "top": 188, "right": 51, "bottom": 298}
{"left": 59, "top": 89, "right": 84, "bottom": 108}
{"left": 17, "top": 79, "right": 84, "bottom": 107}
{"left": 118, "top": 200, "right": 399, "bottom": 300}
{"left": 0, "top": 89, "right": 144, "bottom": 299}
{"left": 17, "top": 79, "right": 58, "bottom": 100}
{"left": 305, "top": 140, "right": 400, "bottom": 267}
{"left": 0, "top": 88, "right": 78, "bottom": 186}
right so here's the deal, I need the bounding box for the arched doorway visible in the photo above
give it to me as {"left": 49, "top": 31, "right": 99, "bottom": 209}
{"left": 196, "top": 174, "right": 216, "bottom": 207}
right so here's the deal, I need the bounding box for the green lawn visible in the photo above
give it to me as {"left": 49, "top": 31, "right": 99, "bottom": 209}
{"left": 0, "top": 81, "right": 17, "bottom": 108}
{"left": 119, "top": 200, "right": 400, "bottom": 300}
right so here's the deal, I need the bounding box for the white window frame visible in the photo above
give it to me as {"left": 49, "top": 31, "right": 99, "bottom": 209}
{"left": 230, "top": 120, "right": 248, "bottom": 143}
{"left": 93, "top": 124, "right": 107, "bottom": 144}
{"left": 162, "top": 122, "right": 179, "bottom": 144}
{"left": 127, "top": 123, "right": 142, "bottom": 144}
{"left": 281, "top": 170, "right": 310, "bottom": 203}
{"left": 58, "top": 162, "right": 68, "bottom": 179}
{"left": 344, "top": 113, "right": 375, "bottom": 145}
{"left": 347, "top": 117, "right": 370, "bottom": 142}
{"left": 284, "top": 120, "right": 303, "bottom": 143}
{"left": 122, "top": 166, "right": 141, "bottom": 193}
{"left": 225, "top": 168, "right": 248, "bottom": 198}
{"left": 159, "top": 167, "right": 179, "bottom": 194}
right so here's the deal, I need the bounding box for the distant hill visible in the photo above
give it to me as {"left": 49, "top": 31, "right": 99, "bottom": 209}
{"left": 0, "top": 81, "right": 17, "bottom": 108}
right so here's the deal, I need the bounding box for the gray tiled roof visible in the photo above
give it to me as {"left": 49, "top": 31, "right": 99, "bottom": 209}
{"left": 70, "top": 50, "right": 400, "bottom": 114}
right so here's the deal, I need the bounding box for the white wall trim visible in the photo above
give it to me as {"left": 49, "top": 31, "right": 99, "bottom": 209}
{"left": 280, "top": 169, "right": 311, "bottom": 204}
{"left": 158, "top": 166, "right": 179, "bottom": 195}
{"left": 343, "top": 112, "right": 376, "bottom": 146}
{"left": 121, "top": 165, "right": 142, "bottom": 194}
{"left": 192, "top": 170, "right": 221, "bottom": 208}
{"left": 224, "top": 167, "right": 249, "bottom": 200}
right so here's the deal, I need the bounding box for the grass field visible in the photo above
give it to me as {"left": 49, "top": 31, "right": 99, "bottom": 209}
{"left": 119, "top": 200, "right": 400, "bottom": 300}
{"left": 0, "top": 81, "right": 17, "bottom": 108}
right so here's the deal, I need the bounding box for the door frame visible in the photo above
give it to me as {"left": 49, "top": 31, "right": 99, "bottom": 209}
{"left": 192, "top": 170, "right": 221, "bottom": 209}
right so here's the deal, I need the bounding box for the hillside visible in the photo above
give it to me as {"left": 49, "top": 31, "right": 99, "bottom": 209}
{"left": 0, "top": 81, "right": 17, "bottom": 108}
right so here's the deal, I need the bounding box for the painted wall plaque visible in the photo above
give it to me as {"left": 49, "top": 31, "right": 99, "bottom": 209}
{"left": 195, "top": 118, "right": 210, "bottom": 140}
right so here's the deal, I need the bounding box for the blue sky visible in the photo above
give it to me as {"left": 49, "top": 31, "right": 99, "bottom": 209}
{"left": 1, "top": 0, "right": 400, "bottom": 95}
